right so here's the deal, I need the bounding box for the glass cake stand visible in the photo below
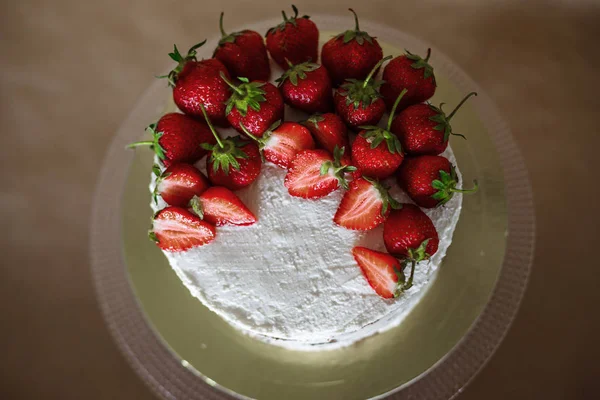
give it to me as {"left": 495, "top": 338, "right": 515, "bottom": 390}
{"left": 90, "top": 15, "right": 534, "bottom": 400}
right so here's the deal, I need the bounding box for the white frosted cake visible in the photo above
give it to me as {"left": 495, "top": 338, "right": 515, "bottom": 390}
{"left": 149, "top": 104, "right": 462, "bottom": 350}
{"left": 138, "top": 16, "right": 472, "bottom": 350}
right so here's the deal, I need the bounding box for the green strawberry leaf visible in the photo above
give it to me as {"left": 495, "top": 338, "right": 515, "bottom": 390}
{"left": 336, "top": 9, "right": 375, "bottom": 46}
{"left": 148, "top": 231, "right": 159, "bottom": 243}
{"left": 360, "top": 126, "right": 403, "bottom": 155}
{"left": 405, "top": 48, "right": 435, "bottom": 80}
{"left": 267, "top": 5, "right": 311, "bottom": 35}
{"left": 160, "top": 40, "right": 207, "bottom": 87}
{"left": 206, "top": 136, "right": 250, "bottom": 175}
{"left": 189, "top": 195, "right": 204, "bottom": 219}
{"left": 221, "top": 72, "right": 267, "bottom": 117}
{"left": 337, "top": 56, "right": 390, "bottom": 110}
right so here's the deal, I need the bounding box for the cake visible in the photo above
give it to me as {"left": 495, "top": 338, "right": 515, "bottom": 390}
{"left": 131, "top": 8, "right": 476, "bottom": 351}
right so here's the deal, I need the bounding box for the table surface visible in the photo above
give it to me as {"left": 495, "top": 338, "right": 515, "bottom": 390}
{"left": 2, "top": 0, "right": 599, "bottom": 399}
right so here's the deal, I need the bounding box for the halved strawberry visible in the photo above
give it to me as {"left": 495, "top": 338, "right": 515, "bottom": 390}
{"left": 190, "top": 187, "right": 257, "bottom": 226}
{"left": 284, "top": 147, "right": 356, "bottom": 199}
{"left": 240, "top": 121, "right": 315, "bottom": 169}
{"left": 153, "top": 163, "right": 210, "bottom": 207}
{"left": 150, "top": 206, "right": 216, "bottom": 252}
{"left": 352, "top": 247, "right": 403, "bottom": 299}
{"left": 334, "top": 177, "right": 399, "bottom": 230}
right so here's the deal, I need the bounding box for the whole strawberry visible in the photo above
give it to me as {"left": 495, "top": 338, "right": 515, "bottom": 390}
{"left": 127, "top": 113, "right": 216, "bottom": 167}
{"left": 161, "top": 41, "right": 232, "bottom": 127}
{"left": 303, "top": 113, "right": 348, "bottom": 154}
{"left": 284, "top": 146, "right": 356, "bottom": 199}
{"left": 150, "top": 206, "right": 216, "bottom": 252}
{"left": 213, "top": 12, "right": 270, "bottom": 81}
{"left": 266, "top": 5, "right": 319, "bottom": 69}
{"left": 397, "top": 155, "right": 478, "bottom": 208}
{"left": 241, "top": 121, "right": 315, "bottom": 169}
{"left": 221, "top": 73, "right": 284, "bottom": 137}
{"left": 334, "top": 56, "right": 391, "bottom": 129}
{"left": 381, "top": 49, "right": 436, "bottom": 113}
{"left": 334, "top": 177, "right": 399, "bottom": 231}
{"left": 351, "top": 89, "right": 407, "bottom": 179}
{"left": 391, "top": 92, "right": 477, "bottom": 155}
{"left": 277, "top": 61, "right": 332, "bottom": 113}
{"left": 199, "top": 106, "right": 262, "bottom": 190}
{"left": 152, "top": 163, "right": 209, "bottom": 207}
{"left": 383, "top": 204, "right": 439, "bottom": 290}
{"left": 321, "top": 9, "right": 383, "bottom": 86}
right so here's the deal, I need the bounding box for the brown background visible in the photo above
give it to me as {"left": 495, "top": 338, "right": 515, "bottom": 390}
{"left": 2, "top": 0, "right": 600, "bottom": 399}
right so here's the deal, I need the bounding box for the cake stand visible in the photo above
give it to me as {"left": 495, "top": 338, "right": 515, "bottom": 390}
{"left": 91, "top": 15, "right": 534, "bottom": 400}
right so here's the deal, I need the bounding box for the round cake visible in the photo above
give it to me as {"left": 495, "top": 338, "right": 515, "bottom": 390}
{"left": 134, "top": 11, "right": 476, "bottom": 351}
{"left": 150, "top": 153, "right": 461, "bottom": 350}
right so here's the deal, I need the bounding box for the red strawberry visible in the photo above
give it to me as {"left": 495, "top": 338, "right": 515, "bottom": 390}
{"left": 383, "top": 204, "right": 439, "bottom": 289}
{"left": 277, "top": 61, "right": 332, "bottom": 113}
{"left": 303, "top": 113, "right": 348, "bottom": 154}
{"left": 221, "top": 73, "right": 284, "bottom": 137}
{"left": 213, "top": 13, "right": 270, "bottom": 81}
{"left": 161, "top": 41, "right": 231, "bottom": 127}
{"left": 397, "top": 155, "right": 478, "bottom": 208}
{"left": 150, "top": 206, "right": 216, "bottom": 252}
{"left": 334, "top": 177, "right": 399, "bottom": 230}
{"left": 334, "top": 56, "right": 391, "bottom": 129}
{"left": 199, "top": 106, "right": 262, "bottom": 190}
{"left": 352, "top": 247, "right": 402, "bottom": 299}
{"left": 321, "top": 9, "right": 383, "bottom": 86}
{"left": 190, "top": 187, "right": 257, "bottom": 226}
{"left": 127, "top": 113, "right": 216, "bottom": 167}
{"left": 153, "top": 163, "right": 209, "bottom": 207}
{"left": 241, "top": 121, "right": 315, "bottom": 169}
{"left": 350, "top": 90, "right": 407, "bottom": 179}
{"left": 284, "top": 147, "right": 356, "bottom": 199}
{"left": 391, "top": 92, "right": 478, "bottom": 156}
{"left": 265, "top": 5, "right": 319, "bottom": 69}
{"left": 381, "top": 49, "right": 437, "bottom": 113}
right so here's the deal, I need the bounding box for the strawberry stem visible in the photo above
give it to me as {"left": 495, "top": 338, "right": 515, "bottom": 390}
{"left": 349, "top": 8, "right": 360, "bottom": 31}
{"left": 387, "top": 88, "right": 408, "bottom": 130}
{"left": 450, "top": 179, "right": 479, "bottom": 194}
{"left": 126, "top": 141, "right": 153, "bottom": 148}
{"left": 239, "top": 123, "right": 261, "bottom": 143}
{"left": 219, "top": 12, "right": 228, "bottom": 37}
{"left": 424, "top": 48, "right": 432, "bottom": 62}
{"left": 200, "top": 104, "right": 224, "bottom": 148}
{"left": 363, "top": 55, "right": 392, "bottom": 89}
{"left": 447, "top": 92, "right": 478, "bottom": 121}
{"left": 219, "top": 71, "right": 244, "bottom": 96}
{"left": 281, "top": 10, "right": 288, "bottom": 22}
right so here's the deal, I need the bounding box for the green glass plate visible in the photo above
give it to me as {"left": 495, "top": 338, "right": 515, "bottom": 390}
{"left": 91, "top": 16, "right": 534, "bottom": 400}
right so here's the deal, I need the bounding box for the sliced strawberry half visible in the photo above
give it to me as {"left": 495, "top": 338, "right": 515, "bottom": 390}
{"left": 334, "top": 177, "right": 400, "bottom": 230}
{"left": 352, "top": 246, "right": 403, "bottom": 299}
{"left": 150, "top": 206, "right": 216, "bottom": 252}
{"left": 284, "top": 147, "right": 356, "bottom": 199}
{"left": 154, "top": 163, "right": 210, "bottom": 207}
{"left": 190, "top": 187, "right": 257, "bottom": 226}
{"left": 240, "top": 121, "right": 315, "bottom": 169}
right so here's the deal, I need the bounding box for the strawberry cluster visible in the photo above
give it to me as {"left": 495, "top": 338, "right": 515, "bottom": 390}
{"left": 128, "top": 7, "right": 479, "bottom": 299}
